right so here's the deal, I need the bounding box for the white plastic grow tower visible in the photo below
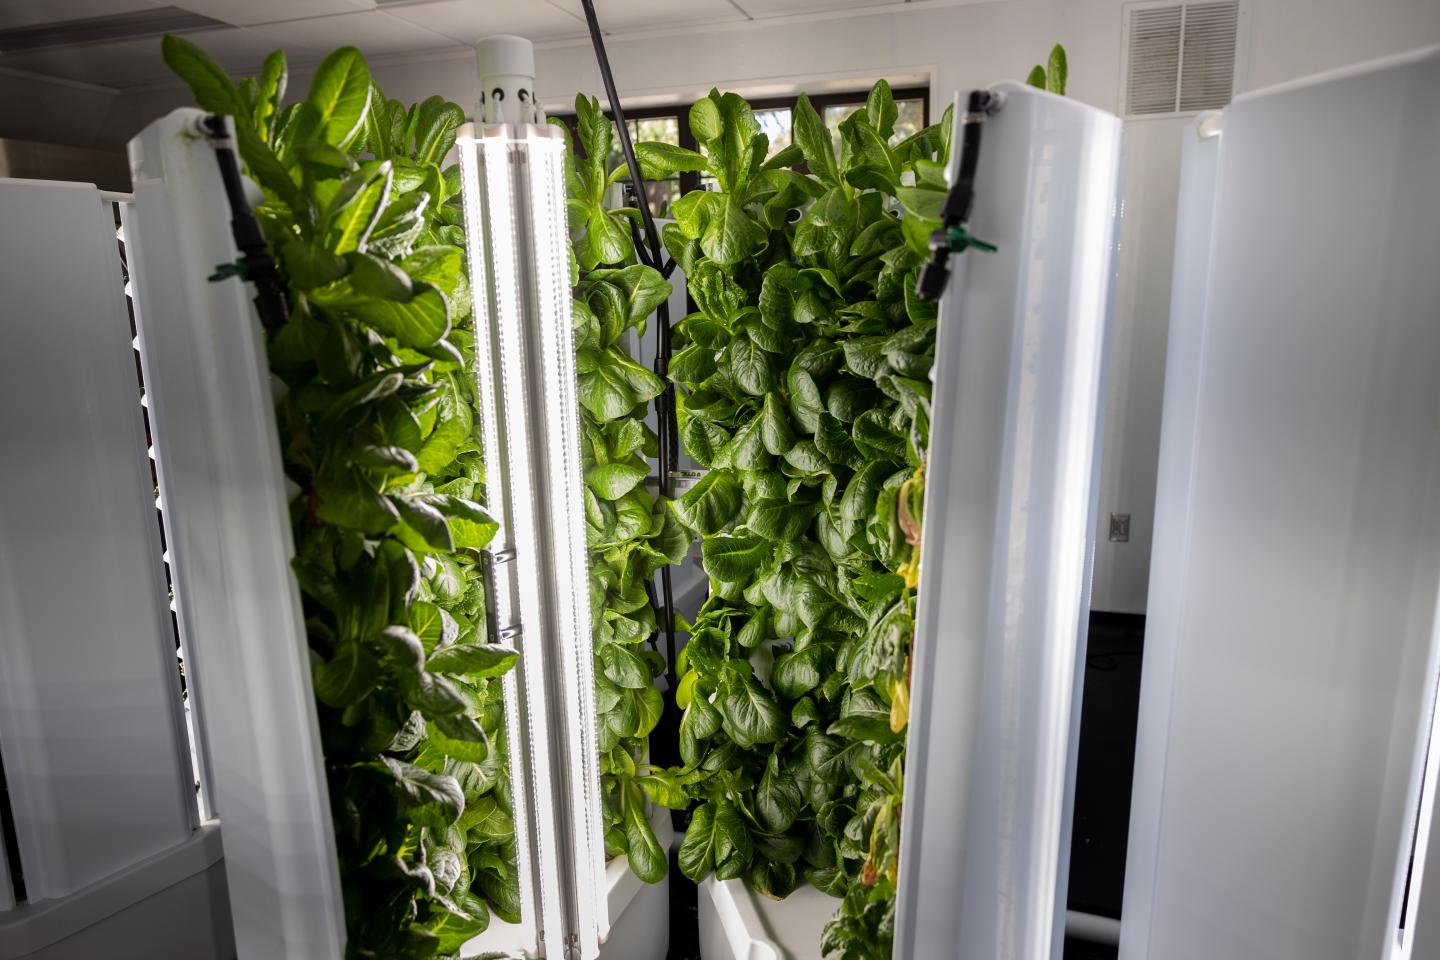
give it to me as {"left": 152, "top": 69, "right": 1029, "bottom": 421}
{"left": 0, "top": 94, "right": 675, "bottom": 958}
{"left": 0, "top": 172, "right": 233, "bottom": 960}
{"left": 697, "top": 80, "right": 1123, "bottom": 960}
{"left": 1123, "top": 45, "right": 1440, "bottom": 960}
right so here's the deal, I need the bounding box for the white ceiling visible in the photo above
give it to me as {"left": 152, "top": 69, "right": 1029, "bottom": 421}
{"left": 0, "top": 0, "right": 919, "bottom": 90}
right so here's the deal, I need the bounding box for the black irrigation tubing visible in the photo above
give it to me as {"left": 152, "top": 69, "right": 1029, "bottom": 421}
{"left": 916, "top": 88, "right": 998, "bottom": 302}
{"left": 202, "top": 114, "right": 289, "bottom": 331}
{"left": 581, "top": 0, "right": 684, "bottom": 755}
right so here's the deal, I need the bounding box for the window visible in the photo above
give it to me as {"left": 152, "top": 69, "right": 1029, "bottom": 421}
{"left": 622, "top": 115, "right": 682, "bottom": 217}
{"left": 822, "top": 98, "right": 926, "bottom": 142}
{"left": 554, "top": 85, "right": 929, "bottom": 217}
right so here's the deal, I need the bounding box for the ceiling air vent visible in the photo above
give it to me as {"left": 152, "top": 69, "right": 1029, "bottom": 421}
{"left": 0, "top": 7, "right": 224, "bottom": 54}
{"left": 1123, "top": 0, "right": 1241, "bottom": 117}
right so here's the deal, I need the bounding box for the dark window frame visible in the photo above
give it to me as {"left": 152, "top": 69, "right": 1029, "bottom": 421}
{"left": 555, "top": 85, "right": 930, "bottom": 198}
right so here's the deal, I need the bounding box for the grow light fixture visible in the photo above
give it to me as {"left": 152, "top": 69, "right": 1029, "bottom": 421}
{"left": 457, "top": 118, "right": 608, "bottom": 960}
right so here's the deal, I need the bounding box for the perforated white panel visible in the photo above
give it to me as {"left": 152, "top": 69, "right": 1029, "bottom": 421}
{"left": 1127, "top": 5, "right": 1183, "bottom": 115}
{"left": 1124, "top": 1, "right": 1240, "bottom": 116}
{"left": 1179, "top": 2, "right": 1240, "bottom": 111}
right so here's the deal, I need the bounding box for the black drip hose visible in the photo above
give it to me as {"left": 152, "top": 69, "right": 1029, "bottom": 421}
{"left": 916, "top": 89, "right": 999, "bottom": 302}
{"left": 202, "top": 115, "right": 289, "bottom": 331}
{"left": 579, "top": 0, "right": 664, "bottom": 268}
{"left": 941, "top": 89, "right": 996, "bottom": 224}
{"left": 581, "top": 0, "right": 683, "bottom": 767}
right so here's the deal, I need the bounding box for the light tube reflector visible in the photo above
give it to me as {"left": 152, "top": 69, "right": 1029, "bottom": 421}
{"left": 455, "top": 128, "right": 540, "bottom": 956}
{"left": 457, "top": 121, "right": 608, "bottom": 960}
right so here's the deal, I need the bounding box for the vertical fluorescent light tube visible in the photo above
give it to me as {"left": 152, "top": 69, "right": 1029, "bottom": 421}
{"left": 460, "top": 119, "right": 609, "bottom": 960}
{"left": 525, "top": 126, "right": 610, "bottom": 951}
{"left": 456, "top": 128, "right": 541, "bottom": 953}
{"left": 484, "top": 126, "right": 571, "bottom": 958}
{"left": 483, "top": 125, "right": 567, "bottom": 955}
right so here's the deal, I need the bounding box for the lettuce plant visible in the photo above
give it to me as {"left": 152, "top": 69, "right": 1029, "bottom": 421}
{"left": 164, "top": 37, "right": 521, "bottom": 959}
{"left": 645, "top": 81, "right": 953, "bottom": 958}
{"left": 1027, "top": 43, "right": 1070, "bottom": 94}
{"left": 556, "top": 96, "right": 693, "bottom": 883}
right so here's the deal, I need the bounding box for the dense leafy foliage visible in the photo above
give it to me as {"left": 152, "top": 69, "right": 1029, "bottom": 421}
{"left": 164, "top": 37, "right": 521, "bottom": 959}
{"left": 642, "top": 81, "right": 954, "bottom": 957}
{"left": 556, "top": 96, "right": 692, "bottom": 884}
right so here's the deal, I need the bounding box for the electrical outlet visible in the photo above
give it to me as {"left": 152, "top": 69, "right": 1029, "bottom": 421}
{"left": 1109, "top": 513, "right": 1131, "bottom": 542}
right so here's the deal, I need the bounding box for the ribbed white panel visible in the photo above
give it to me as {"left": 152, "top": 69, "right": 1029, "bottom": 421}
{"left": 1124, "top": 1, "right": 1241, "bottom": 116}
{"left": 124, "top": 109, "right": 345, "bottom": 960}
{"left": 1126, "top": 5, "right": 1183, "bottom": 115}
{"left": 0, "top": 179, "right": 196, "bottom": 902}
{"left": 1179, "top": 2, "right": 1240, "bottom": 111}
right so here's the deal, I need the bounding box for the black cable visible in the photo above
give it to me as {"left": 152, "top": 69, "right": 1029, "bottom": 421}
{"left": 581, "top": 0, "right": 683, "bottom": 767}
{"left": 579, "top": 0, "right": 665, "bottom": 271}
{"left": 202, "top": 115, "right": 289, "bottom": 331}
{"left": 915, "top": 89, "right": 1000, "bottom": 302}
{"left": 941, "top": 89, "right": 996, "bottom": 224}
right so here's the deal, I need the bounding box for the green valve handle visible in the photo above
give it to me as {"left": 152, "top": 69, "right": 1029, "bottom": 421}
{"left": 916, "top": 223, "right": 998, "bottom": 300}
{"left": 945, "top": 224, "right": 997, "bottom": 254}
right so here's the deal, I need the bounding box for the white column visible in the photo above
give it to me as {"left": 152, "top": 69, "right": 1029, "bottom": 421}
{"left": 895, "top": 82, "right": 1122, "bottom": 960}
{"left": 124, "top": 109, "right": 344, "bottom": 960}
{"left": 1123, "top": 46, "right": 1440, "bottom": 960}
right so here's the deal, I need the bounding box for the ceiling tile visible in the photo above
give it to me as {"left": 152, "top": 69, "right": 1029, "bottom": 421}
{"left": 729, "top": 0, "right": 880, "bottom": 16}
{"left": 545, "top": 0, "right": 746, "bottom": 33}
{"left": 140, "top": 26, "right": 286, "bottom": 76}
{"left": 246, "top": 9, "right": 459, "bottom": 57}
{"left": 0, "top": 0, "right": 164, "bottom": 31}
{"left": 0, "top": 27, "right": 283, "bottom": 87}
{"left": 380, "top": 0, "right": 586, "bottom": 45}
{"left": 167, "top": 0, "right": 378, "bottom": 28}
{"left": 0, "top": 40, "right": 161, "bottom": 85}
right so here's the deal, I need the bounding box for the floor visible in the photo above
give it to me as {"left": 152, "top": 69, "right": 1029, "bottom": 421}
{"left": 1067, "top": 612, "right": 1145, "bottom": 920}
{"left": 1064, "top": 937, "right": 1120, "bottom": 959}
{"left": 1062, "top": 611, "right": 1145, "bottom": 960}
{"left": 668, "top": 837, "right": 703, "bottom": 960}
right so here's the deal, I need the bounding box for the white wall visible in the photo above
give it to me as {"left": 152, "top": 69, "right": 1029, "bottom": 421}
{"left": 1091, "top": 117, "right": 1187, "bottom": 612}
{"left": 98, "top": 0, "right": 1440, "bottom": 612}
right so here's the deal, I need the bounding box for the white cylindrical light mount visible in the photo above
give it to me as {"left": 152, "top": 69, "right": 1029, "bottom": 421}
{"left": 475, "top": 35, "right": 541, "bottom": 124}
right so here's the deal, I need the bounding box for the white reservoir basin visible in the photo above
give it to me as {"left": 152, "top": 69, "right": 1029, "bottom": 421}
{"left": 698, "top": 876, "right": 837, "bottom": 960}
{"left": 464, "top": 803, "right": 672, "bottom": 959}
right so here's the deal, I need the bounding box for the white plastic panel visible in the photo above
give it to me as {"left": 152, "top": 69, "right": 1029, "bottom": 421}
{"left": 0, "top": 827, "right": 12, "bottom": 911}
{"left": 1411, "top": 713, "right": 1440, "bottom": 959}
{"left": 599, "top": 804, "right": 672, "bottom": 960}
{"left": 1122, "top": 47, "right": 1440, "bottom": 960}
{"left": 1117, "top": 112, "right": 1220, "bottom": 958}
{"left": 894, "top": 83, "right": 1121, "bottom": 959}
{"left": 0, "top": 179, "right": 196, "bottom": 902}
{"left": 122, "top": 109, "right": 345, "bottom": 960}
{"left": 0, "top": 823, "right": 230, "bottom": 960}
{"left": 697, "top": 873, "right": 833, "bottom": 960}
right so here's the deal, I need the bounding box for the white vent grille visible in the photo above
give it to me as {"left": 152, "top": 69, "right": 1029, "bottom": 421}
{"left": 1126, "top": 6, "right": 1184, "bottom": 115}
{"left": 1124, "top": 1, "right": 1241, "bottom": 116}
{"left": 1178, "top": 2, "right": 1240, "bottom": 110}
